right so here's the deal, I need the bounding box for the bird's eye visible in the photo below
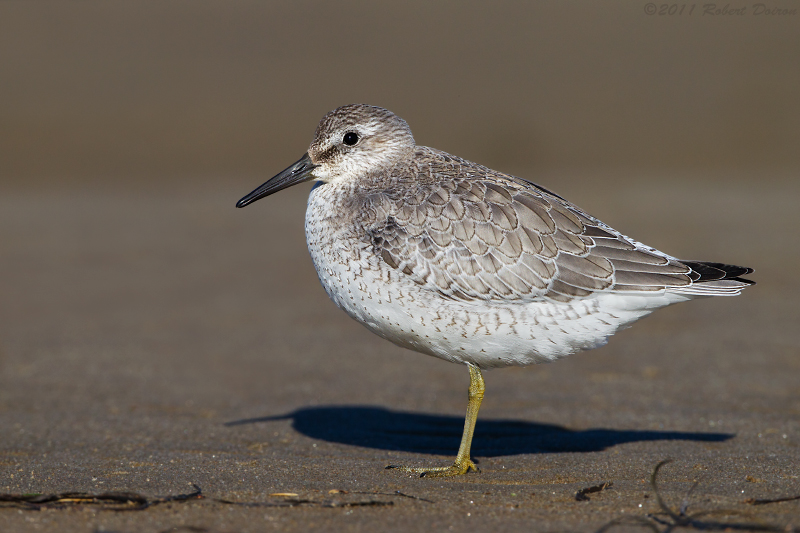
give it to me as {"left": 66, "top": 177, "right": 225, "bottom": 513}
{"left": 343, "top": 132, "right": 359, "bottom": 146}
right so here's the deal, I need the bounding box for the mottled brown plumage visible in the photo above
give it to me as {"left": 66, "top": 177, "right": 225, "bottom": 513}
{"left": 357, "top": 145, "right": 749, "bottom": 303}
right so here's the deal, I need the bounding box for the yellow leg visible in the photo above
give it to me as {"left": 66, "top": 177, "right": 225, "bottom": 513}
{"left": 387, "top": 364, "right": 485, "bottom": 477}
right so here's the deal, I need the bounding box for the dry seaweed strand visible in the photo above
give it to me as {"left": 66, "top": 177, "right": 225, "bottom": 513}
{"left": 350, "top": 490, "right": 435, "bottom": 503}
{"left": 0, "top": 484, "right": 400, "bottom": 511}
{"left": 595, "top": 460, "right": 800, "bottom": 533}
{"left": 0, "top": 484, "right": 203, "bottom": 511}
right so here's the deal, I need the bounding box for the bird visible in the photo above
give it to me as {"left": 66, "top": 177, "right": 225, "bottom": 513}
{"left": 235, "top": 104, "right": 754, "bottom": 477}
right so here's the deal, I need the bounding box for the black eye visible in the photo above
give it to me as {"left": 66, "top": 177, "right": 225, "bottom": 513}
{"left": 343, "top": 132, "right": 359, "bottom": 146}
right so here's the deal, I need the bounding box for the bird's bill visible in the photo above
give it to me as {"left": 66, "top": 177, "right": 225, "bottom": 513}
{"left": 236, "top": 153, "right": 318, "bottom": 208}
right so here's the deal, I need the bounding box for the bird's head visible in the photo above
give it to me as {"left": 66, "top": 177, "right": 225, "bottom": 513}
{"left": 236, "top": 104, "right": 414, "bottom": 208}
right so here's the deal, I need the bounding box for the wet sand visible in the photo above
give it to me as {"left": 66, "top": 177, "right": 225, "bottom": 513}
{"left": 1, "top": 173, "right": 797, "bottom": 532}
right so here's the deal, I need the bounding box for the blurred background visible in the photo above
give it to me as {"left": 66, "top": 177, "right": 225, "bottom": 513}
{"left": 0, "top": 4, "right": 798, "bottom": 528}
{"left": 2, "top": 1, "right": 798, "bottom": 184}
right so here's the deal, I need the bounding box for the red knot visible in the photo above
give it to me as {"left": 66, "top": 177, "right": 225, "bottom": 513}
{"left": 236, "top": 104, "right": 754, "bottom": 477}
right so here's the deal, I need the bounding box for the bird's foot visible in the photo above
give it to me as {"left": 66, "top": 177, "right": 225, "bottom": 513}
{"left": 386, "top": 458, "right": 479, "bottom": 478}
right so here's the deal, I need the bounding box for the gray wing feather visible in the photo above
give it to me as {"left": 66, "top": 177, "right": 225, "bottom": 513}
{"left": 365, "top": 149, "right": 694, "bottom": 303}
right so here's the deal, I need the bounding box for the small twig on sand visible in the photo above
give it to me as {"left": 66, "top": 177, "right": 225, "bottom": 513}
{"left": 744, "top": 494, "right": 800, "bottom": 506}
{"left": 575, "top": 482, "right": 614, "bottom": 502}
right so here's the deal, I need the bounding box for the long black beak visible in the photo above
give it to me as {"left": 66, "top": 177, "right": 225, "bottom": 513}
{"left": 236, "top": 153, "right": 318, "bottom": 208}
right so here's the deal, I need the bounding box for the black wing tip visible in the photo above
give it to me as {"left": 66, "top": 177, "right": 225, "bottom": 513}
{"left": 682, "top": 261, "right": 755, "bottom": 284}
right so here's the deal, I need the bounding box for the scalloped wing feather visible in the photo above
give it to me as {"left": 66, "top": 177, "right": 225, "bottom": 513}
{"left": 365, "top": 148, "right": 744, "bottom": 303}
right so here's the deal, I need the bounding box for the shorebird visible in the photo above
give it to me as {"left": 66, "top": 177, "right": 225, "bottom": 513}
{"left": 236, "top": 104, "right": 754, "bottom": 477}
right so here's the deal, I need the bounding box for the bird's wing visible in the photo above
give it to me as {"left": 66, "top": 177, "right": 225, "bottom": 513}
{"left": 365, "top": 150, "right": 697, "bottom": 303}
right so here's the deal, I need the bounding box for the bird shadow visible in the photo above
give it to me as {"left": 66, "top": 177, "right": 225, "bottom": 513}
{"left": 225, "top": 406, "right": 733, "bottom": 457}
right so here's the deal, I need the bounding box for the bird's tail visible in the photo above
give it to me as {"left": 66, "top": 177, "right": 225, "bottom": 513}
{"left": 668, "top": 261, "right": 755, "bottom": 296}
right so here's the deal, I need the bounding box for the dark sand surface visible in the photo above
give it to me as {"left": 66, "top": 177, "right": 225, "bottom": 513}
{"left": 1, "top": 1, "right": 799, "bottom": 531}
{"left": 1, "top": 173, "right": 798, "bottom": 532}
